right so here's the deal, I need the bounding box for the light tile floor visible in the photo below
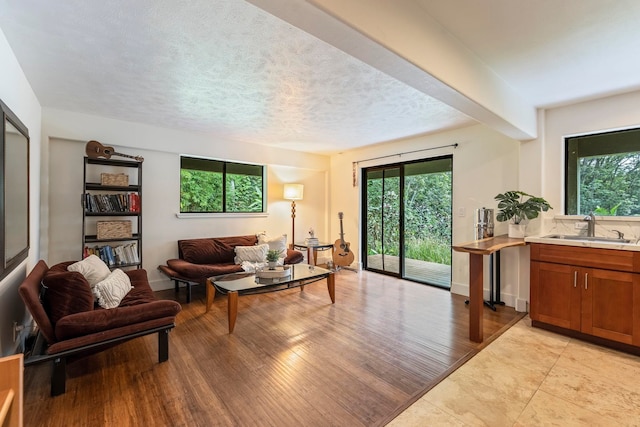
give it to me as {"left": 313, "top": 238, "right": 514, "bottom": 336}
{"left": 389, "top": 317, "right": 640, "bottom": 426}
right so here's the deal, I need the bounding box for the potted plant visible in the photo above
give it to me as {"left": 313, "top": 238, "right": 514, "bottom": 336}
{"left": 495, "top": 191, "right": 552, "bottom": 238}
{"left": 266, "top": 249, "right": 281, "bottom": 270}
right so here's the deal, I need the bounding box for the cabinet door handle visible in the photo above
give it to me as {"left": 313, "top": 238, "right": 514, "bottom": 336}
{"left": 573, "top": 271, "right": 577, "bottom": 288}
{"left": 585, "top": 273, "right": 588, "bottom": 290}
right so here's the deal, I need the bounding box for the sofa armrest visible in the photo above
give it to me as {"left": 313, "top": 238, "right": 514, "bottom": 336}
{"left": 285, "top": 249, "right": 304, "bottom": 265}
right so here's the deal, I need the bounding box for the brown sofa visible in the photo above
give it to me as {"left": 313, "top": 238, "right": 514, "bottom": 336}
{"left": 19, "top": 260, "right": 182, "bottom": 396}
{"left": 158, "top": 234, "right": 304, "bottom": 302}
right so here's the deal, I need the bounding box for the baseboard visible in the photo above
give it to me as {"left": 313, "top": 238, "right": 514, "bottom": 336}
{"left": 449, "top": 281, "right": 468, "bottom": 297}
{"left": 515, "top": 298, "right": 528, "bottom": 313}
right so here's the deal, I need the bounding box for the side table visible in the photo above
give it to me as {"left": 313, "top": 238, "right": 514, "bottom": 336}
{"left": 293, "top": 242, "right": 334, "bottom": 266}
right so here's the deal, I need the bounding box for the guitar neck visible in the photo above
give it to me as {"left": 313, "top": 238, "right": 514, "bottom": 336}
{"left": 111, "top": 151, "right": 143, "bottom": 162}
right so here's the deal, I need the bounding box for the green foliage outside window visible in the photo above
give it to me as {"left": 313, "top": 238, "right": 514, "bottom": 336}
{"left": 567, "top": 128, "right": 640, "bottom": 216}
{"left": 366, "top": 160, "right": 452, "bottom": 266}
{"left": 225, "top": 174, "right": 264, "bottom": 212}
{"left": 578, "top": 153, "right": 640, "bottom": 216}
{"left": 180, "top": 156, "right": 264, "bottom": 213}
{"left": 404, "top": 171, "right": 451, "bottom": 265}
{"left": 180, "top": 169, "right": 223, "bottom": 212}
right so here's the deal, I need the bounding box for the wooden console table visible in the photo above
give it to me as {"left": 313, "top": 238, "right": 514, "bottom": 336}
{"left": 453, "top": 235, "right": 526, "bottom": 343}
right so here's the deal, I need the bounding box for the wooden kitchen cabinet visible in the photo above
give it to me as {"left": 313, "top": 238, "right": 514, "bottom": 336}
{"left": 530, "top": 243, "right": 640, "bottom": 347}
{"left": 581, "top": 267, "right": 640, "bottom": 344}
{"left": 530, "top": 261, "right": 581, "bottom": 330}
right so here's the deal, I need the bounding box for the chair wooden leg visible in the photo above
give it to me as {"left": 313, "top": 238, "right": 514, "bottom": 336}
{"left": 51, "top": 357, "right": 66, "bottom": 396}
{"left": 158, "top": 329, "right": 169, "bottom": 362}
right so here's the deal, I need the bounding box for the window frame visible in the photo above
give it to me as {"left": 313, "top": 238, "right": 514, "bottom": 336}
{"left": 565, "top": 127, "right": 640, "bottom": 216}
{"left": 179, "top": 155, "right": 266, "bottom": 214}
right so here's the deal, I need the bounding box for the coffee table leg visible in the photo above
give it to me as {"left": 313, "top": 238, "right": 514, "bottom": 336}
{"left": 206, "top": 279, "right": 216, "bottom": 313}
{"left": 228, "top": 291, "right": 238, "bottom": 333}
{"left": 327, "top": 272, "right": 335, "bottom": 303}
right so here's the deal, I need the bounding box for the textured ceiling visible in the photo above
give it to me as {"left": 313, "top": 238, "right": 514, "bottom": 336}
{"left": 0, "top": 0, "right": 473, "bottom": 154}
{"left": 2, "top": 1, "right": 640, "bottom": 154}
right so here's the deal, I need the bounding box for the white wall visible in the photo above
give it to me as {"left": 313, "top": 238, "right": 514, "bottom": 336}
{"left": 0, "top": 28, "right": 42, "bottom": 356}
{"left": 329, "top": 124, "right": 528, "bottom": 307}
{"left": 43, "top": 109, "right": 330, "bottom": 290}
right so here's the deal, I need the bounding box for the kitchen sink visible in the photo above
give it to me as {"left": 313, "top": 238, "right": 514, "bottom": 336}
{"left": 543, "top": 234, "right": 632, "bottom": 244}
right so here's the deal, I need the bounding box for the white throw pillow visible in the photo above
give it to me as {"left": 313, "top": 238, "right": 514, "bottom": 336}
{"left": 93, "top": 269, "right": 133, "bottom": 309}
{"left": 67, "top": 254, "right": 111, "bottom": 286}
{"left": 257, "top": 232, "right": 287, "bottom": 258}
{"left": 234, "top": 244, "right": 269, "bottom": 264}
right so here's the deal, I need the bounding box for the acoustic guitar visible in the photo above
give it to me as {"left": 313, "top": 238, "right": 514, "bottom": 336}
{"left": 333, "top": 212, "right": 355, "bottom": 267}
{"left": 86, "top": 140, "right": 144, "bottom": 162}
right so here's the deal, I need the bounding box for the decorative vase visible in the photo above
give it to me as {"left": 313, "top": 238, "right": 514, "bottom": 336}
{"left": 508, "top": 223, "right": 526, "bottom": 238}
{"left": 267, "top": 261, "right": 277, "bottom": 270}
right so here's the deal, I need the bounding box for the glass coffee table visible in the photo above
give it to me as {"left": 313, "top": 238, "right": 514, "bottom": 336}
{"left": 206, "top": 264, "right": 335, "bottom": 333}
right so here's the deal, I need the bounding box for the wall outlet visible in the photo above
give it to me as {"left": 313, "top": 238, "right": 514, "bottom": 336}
{"left": 458, "top": 207, "right": 466, "bottom": 217}
{"left": 574, "top": 222, "right": 588, "bottom": 230}
{"left": 13, "top": 321, "right": 21, "bottom": 343}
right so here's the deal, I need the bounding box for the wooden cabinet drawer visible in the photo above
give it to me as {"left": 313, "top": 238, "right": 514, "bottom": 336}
{"left": 530, "top": 243, "right": 640, "bottom": 272}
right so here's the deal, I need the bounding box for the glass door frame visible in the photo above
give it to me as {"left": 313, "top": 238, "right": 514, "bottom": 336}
{"left": 361, "top": 155, "right": 453, "bottom": 286}
{"left": 361, "top": 164, "right": 405, "bottom": 278}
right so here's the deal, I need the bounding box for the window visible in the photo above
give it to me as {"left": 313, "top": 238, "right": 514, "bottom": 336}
{"left": 566, "top": 128, "right": 640, "bottom": 216}
{"left": 180, "top": 156, "right": 265, "bottom": 213}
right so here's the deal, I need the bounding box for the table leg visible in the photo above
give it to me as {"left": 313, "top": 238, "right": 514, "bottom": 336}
{"left": 306, "top": 247, "right": 315, "bottom": 266}
{"left": 228, "top": 291, "right": 238, "bottom": 333}
{"left": 206, "top": 279, "right": 216, "bottom": 312}
{"left": 327, "top": 272, "right": 335, "bottom": 303}
{"left": 469, "top": 253, "right": 484, "bottom": 343}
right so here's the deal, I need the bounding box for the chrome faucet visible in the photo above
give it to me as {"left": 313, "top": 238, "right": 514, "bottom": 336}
{"left": 583, "top": 212, "right": 596, "bottom": 237}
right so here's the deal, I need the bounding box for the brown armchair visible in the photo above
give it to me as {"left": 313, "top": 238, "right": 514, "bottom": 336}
{"left": 19, "top": 260, "right": 181, "bottom": 396}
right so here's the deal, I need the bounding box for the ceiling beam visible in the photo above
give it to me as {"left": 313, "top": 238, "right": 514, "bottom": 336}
{"left": 247, "top": 0, "right": 537, "bottom": 140}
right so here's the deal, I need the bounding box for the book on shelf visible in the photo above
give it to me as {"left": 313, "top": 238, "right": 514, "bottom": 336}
{"left": 84, "top": 192, "right": 139, "bottom": 214}
{"left": 84, "top": 243, "right": 140, "bottom": 266}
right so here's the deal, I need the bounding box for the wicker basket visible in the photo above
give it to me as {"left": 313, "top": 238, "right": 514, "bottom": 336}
{"left": 97, "top": 220, "right": 132, "bottom": 239}
{"left": 101, "top": 173, "right": 129, "bottom": 186}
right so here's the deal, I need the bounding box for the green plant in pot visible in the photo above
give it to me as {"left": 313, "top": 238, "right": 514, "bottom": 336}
{"left": 495, "top": 191, "right": 552, "bottom": 238}
{"left": 266, "top": 249, "right": 281, "bottom": 270}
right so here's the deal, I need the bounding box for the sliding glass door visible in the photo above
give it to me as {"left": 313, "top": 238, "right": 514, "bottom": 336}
{"left": 364, "top": 167, "right": 401, "bottom": 274}
{"left": 363, "top": 156, "right": 452, "bottom": 288}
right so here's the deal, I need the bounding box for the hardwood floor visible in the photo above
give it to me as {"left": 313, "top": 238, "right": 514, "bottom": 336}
{"left": 23, "top": 269, "right": 522, "bottom": 426}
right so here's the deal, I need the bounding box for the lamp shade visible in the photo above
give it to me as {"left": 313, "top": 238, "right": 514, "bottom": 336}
{"left": 283, "top": 184, "right": 304, "bottom": 200}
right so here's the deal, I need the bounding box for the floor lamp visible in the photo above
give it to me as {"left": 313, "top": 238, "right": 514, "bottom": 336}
{"left": 283, "top": 184, "right": 304, "bottom": 248}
